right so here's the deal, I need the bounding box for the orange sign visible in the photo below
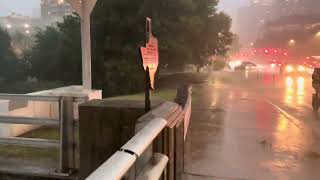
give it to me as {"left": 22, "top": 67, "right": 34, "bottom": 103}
{"left": 140, "top": 36, "right": 159, "bottom": 89}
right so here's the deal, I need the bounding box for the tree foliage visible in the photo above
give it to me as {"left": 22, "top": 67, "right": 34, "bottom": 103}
{"left": 29, "top": 0, "right": 233, "bottom": 96}
{"left": 29, "top": 15, "right": 82, "bottom": 84}
{"left": 0, "top": 27, "right": 25, "bottom": 81}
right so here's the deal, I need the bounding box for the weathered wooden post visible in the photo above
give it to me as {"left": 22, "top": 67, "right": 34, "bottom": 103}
{"left": 59, "top": 96, "right": 75, "bottom": 174}
{"left": 174, "top": 85, "right": 192, "bottom": 180}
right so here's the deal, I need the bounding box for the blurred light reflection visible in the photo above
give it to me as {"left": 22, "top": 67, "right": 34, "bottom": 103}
{"left": 284, "top": 76, "right": 305, "bottom": 105}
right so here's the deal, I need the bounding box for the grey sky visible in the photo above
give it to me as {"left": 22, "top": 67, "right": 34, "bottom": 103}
{"left": 0, "top": 0, "right": 249, "bottom": 28}
{"left": 0, "top": 0, "right": 40, "bottom": 16}
{"left": 218, "top": 0, "right": 249, "bottom": 31}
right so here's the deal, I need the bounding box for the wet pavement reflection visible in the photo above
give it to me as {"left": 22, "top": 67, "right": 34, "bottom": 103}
{"left": 184, "top": 71, "right": 320, "bottom": 180}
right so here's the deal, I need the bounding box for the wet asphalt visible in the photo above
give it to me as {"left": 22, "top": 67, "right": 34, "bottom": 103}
{"left": 184, "top": 70, "right": 320, "bottom": 180}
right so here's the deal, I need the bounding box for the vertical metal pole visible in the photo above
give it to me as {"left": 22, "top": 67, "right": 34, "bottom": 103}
{"left": 59, "top": 98, "right": 64, "bottom": 172}
{"left": 146, "top": 17, "right": 152, "bottom": 42}
{"left": 145, "top": 67, "right": 151, "bottom": 112}
{"left": 59, "top": 97, "right": 75, "bottom": 173}
{"left": 81, "top": 2, "right": 92, "bottom": 90}
{"left": 144, "top": 18, "right": 152, "bottom": 112}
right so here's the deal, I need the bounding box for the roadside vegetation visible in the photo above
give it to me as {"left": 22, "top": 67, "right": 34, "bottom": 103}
{"left": 0, "top": 0, "right": 233, "bottom": 97}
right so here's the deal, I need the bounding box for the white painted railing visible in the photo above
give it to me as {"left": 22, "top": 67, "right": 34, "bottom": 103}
{"left": 0, "top": 94, "right": 87, "bottom": 175}
{"left": 86, "top": 117, "right": 169, "bottom": 180}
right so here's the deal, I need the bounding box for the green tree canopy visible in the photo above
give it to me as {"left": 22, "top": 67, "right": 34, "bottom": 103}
{"left": 29, "top": 0, "right": 233, "bottom": 96}
{"left": 29, "top": 15, "right": 82, "bottom": 84}
{"left": 0, "top": 27, "right": 25, "bottom": 81}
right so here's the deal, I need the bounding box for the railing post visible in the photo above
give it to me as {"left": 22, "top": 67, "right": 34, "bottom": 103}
{"left": 59, "top": 96, "right": 75, "bottom": 173}
{"left": 175, "top": 84, "right": 191, "bottom": 108}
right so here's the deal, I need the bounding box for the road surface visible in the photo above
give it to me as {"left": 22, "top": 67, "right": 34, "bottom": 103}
{"left": 184, "top": 70, "right": 320, "bottom": 180}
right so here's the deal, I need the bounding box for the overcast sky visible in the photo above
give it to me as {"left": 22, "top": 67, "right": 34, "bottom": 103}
{"left": 0, "top": 0, "right": 249, "bottom": 29}
{"left": 0, "top": 0, "right": 40, "bottom": 16}
{"left": 218, "top": 0, "right": 249, "bottom": 31}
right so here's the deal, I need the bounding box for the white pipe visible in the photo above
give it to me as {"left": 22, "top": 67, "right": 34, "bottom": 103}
{"left": 86, "top": 118, "right": 168, "bottom": 180}
{"left": 121, "top": 118, "right": 167, "bottom": 157}
{"left": 136, "top": 153, "right": 169, "bottom": 180}
{"left": 86, "top": 151, "right": 136, "bottom": 180}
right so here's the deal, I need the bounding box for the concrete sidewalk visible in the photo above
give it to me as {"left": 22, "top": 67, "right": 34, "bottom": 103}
{"left": 183, "top": 83, "right": 320, "bottom": 180}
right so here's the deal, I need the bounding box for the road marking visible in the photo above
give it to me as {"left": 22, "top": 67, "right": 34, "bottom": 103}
{"left": 265, "top": 99, "right": 304, "bottom": 129}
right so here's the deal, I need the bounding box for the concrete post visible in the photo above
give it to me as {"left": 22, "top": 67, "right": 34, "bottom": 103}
{"left": 67, "top": 0, "right": 97, "bottom": 90}
{"left": 81, "top": 4, "right": 92, "bottom": 89}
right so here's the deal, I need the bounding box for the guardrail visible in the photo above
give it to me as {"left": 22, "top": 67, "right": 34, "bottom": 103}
{"left": 86, "top": 85, "right": 192, "bottom": 180}
{"left": 0, "top": 94, "right": 87, "bottom": 175}
{"left": 87, "top": 117, "right": 168, "bottom": 180}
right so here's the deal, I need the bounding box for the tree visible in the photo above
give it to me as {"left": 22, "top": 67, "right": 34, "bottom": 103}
{"left": 10, "top": 31, "right": 35, "bottom": 58}
{"left": 0, "top": 27, "right": 25, "bottom": 81}
{"left": 29, "top": 15, "right": 82, "bottom": 84}
{"left": 28, "top": 0, "right": 233, "bottom": 96}
{"left": 228, "top": 34, "right": 242, "bottom": 56}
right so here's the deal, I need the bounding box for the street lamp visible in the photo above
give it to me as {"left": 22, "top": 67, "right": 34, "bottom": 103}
{"left": 315, "top": 31, "right": 320, "bottom": 39}
{"left": 24, "top": 23, "right": 30, "bottom": 28}
{"left": 288, "top": 39, "right": 296, "bottom": 46}
{"left": 6, "top": 24, "right": 12, "bottom": 29}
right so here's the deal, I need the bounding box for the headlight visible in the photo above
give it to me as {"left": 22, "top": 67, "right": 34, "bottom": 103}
{"left": 298, "top": 65, "right": 305, "bottom": 72}
{"left": 286, "top": 65, "right": 294, "bottom": 73}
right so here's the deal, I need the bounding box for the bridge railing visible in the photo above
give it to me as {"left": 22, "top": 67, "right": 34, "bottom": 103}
{"left": 86, "top": 85, "right": 192, "bottom": 180}
{"left": 0, "top": 94, "right": 87, "bottom": 175}
{"left": 86, "top": 117, "right": 168, "bottom": 180}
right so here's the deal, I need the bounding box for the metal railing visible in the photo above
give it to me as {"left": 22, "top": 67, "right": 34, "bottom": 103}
{"left": 87, "top": 117, "right": 168, "bottom": 180}
{"left": 86, "top": 85, "right": 192, "bottom": 180}
{"left": 0, "top": 94, "right": 87, "bottom": 175}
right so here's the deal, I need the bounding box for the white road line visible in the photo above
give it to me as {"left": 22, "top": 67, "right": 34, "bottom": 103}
{"left": 266, "top": 99, "right": 320, "bottom": 137}
{"left": 265, "top": 99, "right": 304, "bottom": 129}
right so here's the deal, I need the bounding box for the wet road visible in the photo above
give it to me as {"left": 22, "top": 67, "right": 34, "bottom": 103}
{"left": 184, "top": 71, "right": 320, "bottom": 180}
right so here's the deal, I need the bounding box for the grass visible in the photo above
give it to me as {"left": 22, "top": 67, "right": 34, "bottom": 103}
{"left": 0, "top": 128, "right": 60, "bottom": 161}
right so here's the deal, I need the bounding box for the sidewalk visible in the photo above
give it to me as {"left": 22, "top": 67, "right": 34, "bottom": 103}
{"left": 183, "top": 83, "right": 320, "bottom": 180}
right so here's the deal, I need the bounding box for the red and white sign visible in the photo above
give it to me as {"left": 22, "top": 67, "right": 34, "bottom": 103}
{"left": 140, "top": 35, "right": 159, "bottom": 89}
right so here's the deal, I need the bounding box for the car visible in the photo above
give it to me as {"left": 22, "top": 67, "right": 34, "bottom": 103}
{"left": 234, "top": 61, "right": 257, "bottom": 70}
{"left": 280, "top": 63, "right": 310, "bottom": 75}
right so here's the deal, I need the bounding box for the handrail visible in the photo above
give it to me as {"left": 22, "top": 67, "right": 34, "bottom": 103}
{"left": 0, "top": 94, "right": 61, "bottom": 102}
{"left": 85, "top": 85, "right": 192, "bottom": 180}
{"left": 0, "top": 137, "right": 60, "bottom": 148}
{"left": 86, "top": 117, "right": 167, "bottom": 180}
{"left": 0, "top": 116, "right": 59, "bottom": 126}
{"left": 0, "top": 94, "right": 84, "bottom": 175}
{"left": 120, "top": 118, "right": 167, "bottom": 157}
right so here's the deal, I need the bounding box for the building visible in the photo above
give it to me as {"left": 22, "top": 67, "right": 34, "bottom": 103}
{"left": 236, "top": 2, "right": 273, "bottom": 45}
{"left": 273, "top": 0, "right": 320, "bottom": 17}
{"left": 237, "top": 0, "right": 320, "bottom": 45}
{"left": 41, "top": 0, "right": 73, "bottom": 20}
{"left": 0, "top": 13, "right": 33, "bottom": 34}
